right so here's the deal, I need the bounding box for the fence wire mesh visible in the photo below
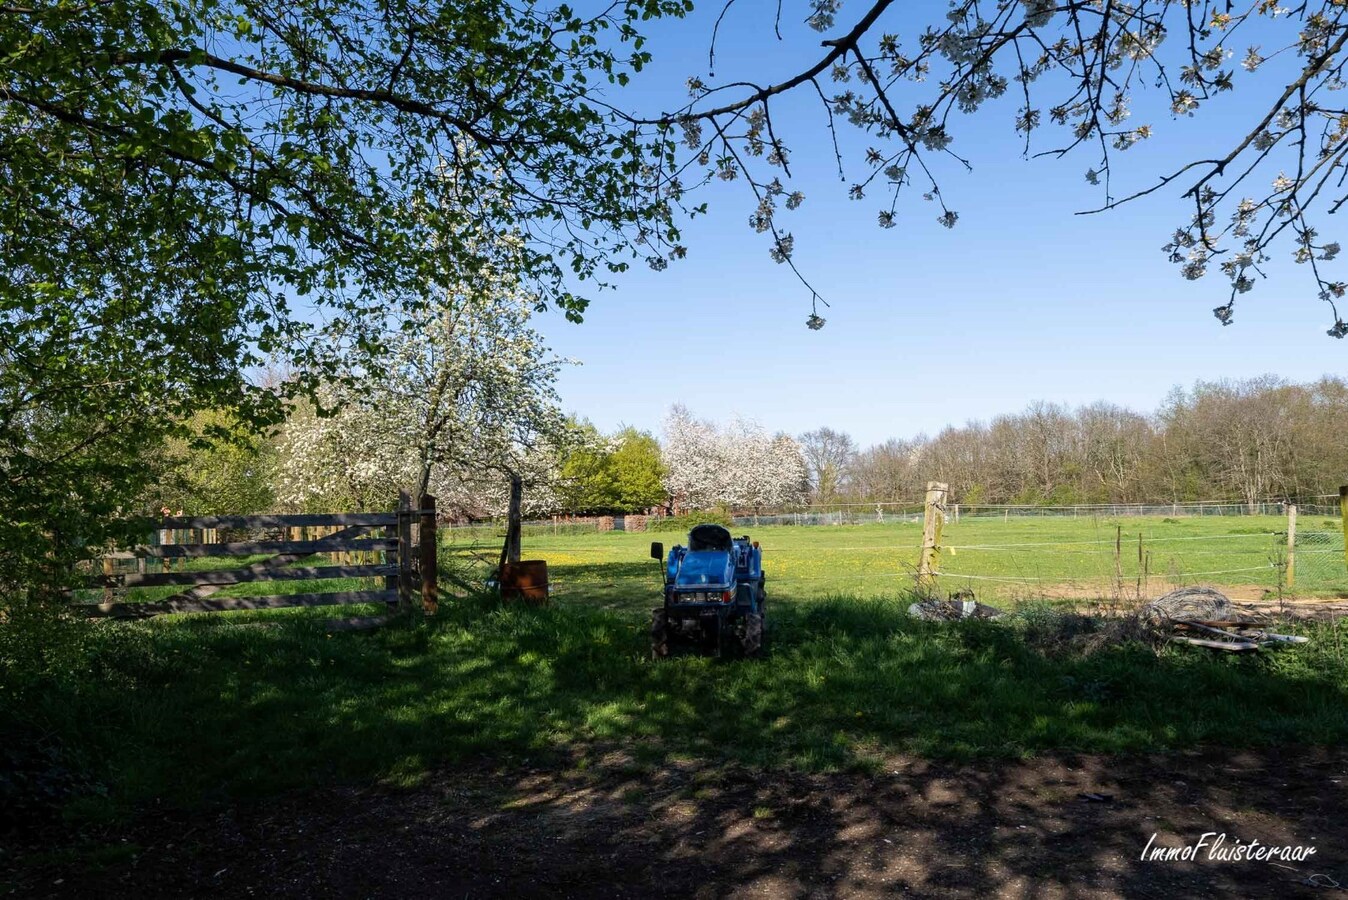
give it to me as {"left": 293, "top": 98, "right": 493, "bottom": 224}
{"left": 934, "top": 530, "right": 1288, "bottom": 601}
{"left": 1292, "top": 529, "right": 1348, "bottom": 594}
{"left": 443, "top": 502, "right": 1348, "bottom": 606}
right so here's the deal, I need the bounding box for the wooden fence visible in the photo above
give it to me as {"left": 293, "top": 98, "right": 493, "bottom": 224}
{"left": 74, "top": 493, "right": 437, "bottom": 620}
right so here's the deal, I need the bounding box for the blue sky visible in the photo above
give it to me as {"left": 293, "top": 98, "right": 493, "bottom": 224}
{"left": 540, "top": 2, "right": 1346, "bottom": 447}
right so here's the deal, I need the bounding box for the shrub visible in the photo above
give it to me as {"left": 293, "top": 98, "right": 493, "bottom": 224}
{"left": 1008, "top": 601, "right": 1153, "bottom": 657}
{"left": 647, "top": 510, "right": 734, "bottom": 533}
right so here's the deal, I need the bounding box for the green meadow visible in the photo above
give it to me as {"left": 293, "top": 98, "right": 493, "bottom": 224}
{"left": 10, "top": 514, "right": 1346, "bottom": 849}
{"left": 446, "top": 514, "right": 1348, "bottom": 609}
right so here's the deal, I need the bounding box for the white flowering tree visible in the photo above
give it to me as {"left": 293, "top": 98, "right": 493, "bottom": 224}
{"left": 721, "top": 418, "right": 810, "bottom": 509}
{"left": 273, "top": 254, "right": 573, "bottom": 519}
{"left": 273, "top": 385, "right": 413, "bottom": 512}
{"left": 660, "top": 405, "right": 725, "bottom": 511}
{"left": 660, "top": 406, "right": 808, "bottom": 511}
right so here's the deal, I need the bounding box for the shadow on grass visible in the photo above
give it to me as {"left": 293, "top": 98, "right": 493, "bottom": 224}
{"left": 11, "top": 574, "right": 1348, "bottom": 827}
{"left": 14, "top": 688, "right": 1348, "bottom": 896}
{"left": 10, "top": 551, "right": 1348, "bottom": 895}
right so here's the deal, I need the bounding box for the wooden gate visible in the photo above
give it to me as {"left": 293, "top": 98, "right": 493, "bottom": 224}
{"left": 75, "top": 494, "right": 437, "bottom": 620}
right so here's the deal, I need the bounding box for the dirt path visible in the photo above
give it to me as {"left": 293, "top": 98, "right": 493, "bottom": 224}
{"left": 9, "top": 747, "right": 1348, "bottom": 898}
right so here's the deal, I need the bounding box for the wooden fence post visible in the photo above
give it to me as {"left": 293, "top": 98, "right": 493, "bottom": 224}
{"left": 1113, "top": 525, "right": 1123, "bottom": 592}
{"left": 1136, "top": 532, "right": 1144, "bottom": 598}
{"left": 1340, "top": 486, "right": 1347, "bottom": 572}
{"left": 102, "top": 556, "right": 115, "bottom": 603}
{"left": 397, "top": 490, "right": 414, "bottom": 612}
{"left": 1286, "top": 504, "right": 1297, "bottom": 589}
{"left": 384, "top": 508, "right": 399, "bottom": 607}
{"left": 419, "top": 494, "right": 438, "bottom": 616}
{"left": 916, "top": 481, "right": 947, "bottom": 594}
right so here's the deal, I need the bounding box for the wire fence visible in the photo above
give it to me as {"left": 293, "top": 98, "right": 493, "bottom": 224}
{"left": 1292, "top": 530, "right": 1348, "bottom": 594}
{"left": 729, "top": 500, "right": 1344, "bottom": 527}
{"left": 934, "top": 530, "right": 1284, "bottom": 599}
{"left": 443, "top": 499, "right": 1347, "bottom": 604}
{"left": 954, "top": 500, "right": 1343, "bottom": 519}
{"left": 928, "top": 529, "right": 1348, "bottom": 600}
{"left": 445, "top": 496, "right": 1345, "bottom": 533}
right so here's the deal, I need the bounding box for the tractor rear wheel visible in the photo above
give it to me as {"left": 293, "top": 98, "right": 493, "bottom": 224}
{"left": 651, "top": 609, "right": 670, "bottom": 659}
{"left": 740, "top": 612, "right": 764, "bottom": 657}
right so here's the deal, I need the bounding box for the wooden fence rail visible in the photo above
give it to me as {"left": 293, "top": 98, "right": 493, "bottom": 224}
{"left": 72, "top": 497, "right": 436, "bottom": 620}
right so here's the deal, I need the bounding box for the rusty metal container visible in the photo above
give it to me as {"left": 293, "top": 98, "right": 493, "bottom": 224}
{"left": 501, "top": 560, "right": 549, "bottom": 606}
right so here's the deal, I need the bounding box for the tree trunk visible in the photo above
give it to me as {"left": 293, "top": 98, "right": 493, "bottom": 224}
{"left": 498, "top": 474, "right": 523, "bottom": 574}
{"left": 419, "top": 460, "right": 433, "bottom": 501}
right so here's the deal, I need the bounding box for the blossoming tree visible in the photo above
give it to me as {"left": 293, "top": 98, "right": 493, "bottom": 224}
{"left": 274, "top": 257, "right": 574, "bottom": 518}
{"left": 661, "top": 405, "right": 808, "bottom": 511}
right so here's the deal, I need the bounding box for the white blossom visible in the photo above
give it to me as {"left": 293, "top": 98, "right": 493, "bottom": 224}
{"left": 660, "top": 407, "right": 807, "bottom": 510}
{"left": 274, "top": 235, "right": 572, "bottom": 518}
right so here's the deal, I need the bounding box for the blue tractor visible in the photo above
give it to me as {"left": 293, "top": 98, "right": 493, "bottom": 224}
{"left": 649, "top": 524, "right": 766, "bottom": 658}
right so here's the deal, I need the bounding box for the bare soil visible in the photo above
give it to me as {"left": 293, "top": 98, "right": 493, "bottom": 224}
{"left": 1000, "top": 579, "right": 1348, "bottom": 616}
{"left": 9, "top": 747, "right": 1348, "bottom": 898}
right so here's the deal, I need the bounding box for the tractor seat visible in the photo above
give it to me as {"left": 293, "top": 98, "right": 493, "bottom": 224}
{"left": 688, "top": 524, "right": 733, "bottom": 553}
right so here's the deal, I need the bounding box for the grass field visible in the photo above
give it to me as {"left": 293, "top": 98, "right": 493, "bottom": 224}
{"left": 8, "top": 514, "right": 1348, "bottom": 860}
{"left": 74, "top": 513, "right": 1347, "bottom": 614}
{"left": 445, "top": 514, "right": 1348, "bottom": 609}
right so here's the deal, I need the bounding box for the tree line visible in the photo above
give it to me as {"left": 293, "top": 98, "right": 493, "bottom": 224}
{"left": 150, "top": 374, "right": 1348, "bottom": 521}
{"left": 801, "top": 376, "right": 1348, "bottom": 510}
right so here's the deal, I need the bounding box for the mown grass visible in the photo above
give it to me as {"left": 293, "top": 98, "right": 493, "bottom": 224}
{"left": 8, "top": 586, "right": 1348, "bottom": 832}
{"left": 5, "top": 514, "right": 1347, "bottom": 841}
{"left": 444, "top": 514, "right": 1348, "bottom": 607}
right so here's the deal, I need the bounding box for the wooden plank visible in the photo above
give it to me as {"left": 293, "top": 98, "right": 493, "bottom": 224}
{"left": 119, "top": 538, "right": 397, "bottom": 559}
{"left": 1244, "top": 631, "right": 1311, "bottom": 645}
{"left": 1175, "top": 621, "right": 1310, "bottom": 645}
{"left": 76, "top": 590, "right": 399, "bottom": 619}
{"left": 88, "top": 565, "right": 397, "bottom": 588}
{"left": 151, "top": 524, "right": 378, "bottom": 607}
{"left": 157, "top": 513, "right": 398, "bottom": 529}
{"left": 1173, "top": 621, "right": 1253, "bottom": 640}
{"left": 161, "top": 526, "right": 173, "bottom": 573}
{"left": 1169, "top": 635, "right": 1261, "bottom": 652}
{"left": 98, "top": 526, "right": 379, "bottom": 560}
